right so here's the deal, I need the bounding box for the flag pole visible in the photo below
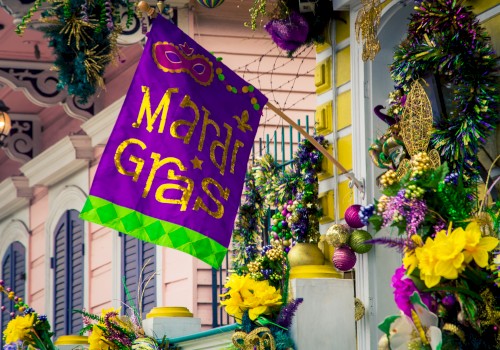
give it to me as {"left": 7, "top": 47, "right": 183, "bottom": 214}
{"left": 266, "top": 102, "right": 365, "bottom": 194}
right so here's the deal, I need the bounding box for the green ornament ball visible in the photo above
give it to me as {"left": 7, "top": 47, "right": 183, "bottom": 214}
{"left": 348, "top": 230, "right": 373, "bottom": 254}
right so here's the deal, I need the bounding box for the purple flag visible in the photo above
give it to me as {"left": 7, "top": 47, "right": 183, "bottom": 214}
{"left": 80, "top": 16, "right": 267, "bottom": 268}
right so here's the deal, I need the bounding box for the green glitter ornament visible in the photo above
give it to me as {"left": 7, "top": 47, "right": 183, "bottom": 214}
{"left": 348, "top": 229, "right": 373, "bottom": 254}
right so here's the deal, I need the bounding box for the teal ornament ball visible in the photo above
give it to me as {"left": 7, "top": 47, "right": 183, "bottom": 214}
{"left": 348, "top": 230, "right": 373, "bottom": 254}
{"left": 197, "top": 0, "right": 225, "bottom": 8}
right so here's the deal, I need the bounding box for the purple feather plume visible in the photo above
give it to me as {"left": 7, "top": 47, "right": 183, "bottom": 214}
{"left": 374, "top": 105, "right": 396, "bottom": 126}
{"left": 276, "top": 298, "right": 303, "bottom": 328}
{"left": 364, "top": 237, "right": 415, "bottom": 253}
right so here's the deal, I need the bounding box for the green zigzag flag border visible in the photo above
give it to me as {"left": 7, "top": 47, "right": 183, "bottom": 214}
{"left": 80, "top": 195, "right": 227, "bottom": 269}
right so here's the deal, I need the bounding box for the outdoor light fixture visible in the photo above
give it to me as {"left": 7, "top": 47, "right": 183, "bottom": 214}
{"left": 0, "top": 99, "right": 11, "bottom": 147}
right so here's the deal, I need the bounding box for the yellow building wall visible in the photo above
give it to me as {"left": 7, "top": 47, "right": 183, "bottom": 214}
{"left": 315, "top": 11, "right": 354, "bottom": 226}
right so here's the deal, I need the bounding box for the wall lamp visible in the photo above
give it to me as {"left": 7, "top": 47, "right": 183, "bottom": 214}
{"left": 0, "top": 100, "right": 11, "bottom": 147}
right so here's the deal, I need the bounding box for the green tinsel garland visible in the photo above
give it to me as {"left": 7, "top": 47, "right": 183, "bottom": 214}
{"left": 390, "top": 0, "right": 499, "bottom": 177}
{"left": 16, "top": 0, "right": 135, "bottom": 103}
{"left": 231, "top": 170, "right": 266, "bottom": 273}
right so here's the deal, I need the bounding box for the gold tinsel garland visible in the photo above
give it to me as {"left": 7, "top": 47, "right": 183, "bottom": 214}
{"left": 355, "top": 0, "right": 382, "bottom": 61}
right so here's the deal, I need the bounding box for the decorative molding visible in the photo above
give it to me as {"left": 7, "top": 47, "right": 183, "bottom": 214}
{"left": 0, "top": 177, "right": 33, "bottom": 221}
{"left": 20, "top": 135, "right": 94, "bottom": 187}
{"left": 315, "top": 56, "right": 333, "bottom": 95}
{"left": 316, "top": 100, "right": 334, "bottom": 135}
{"left": 3, "top": 114, "right": 42, "bottom": 163}
{"left": 0, "top": 219, "right": 30, "bottom": 260}
{"left": 81, "top": 96, "right": 125, "bottom": 146}
{"left": 319, "top": 190, "right": 335, "bottom": 224}
{"left": 0, "top": 219, "right": 30, "bottom": 304}
{"left": 478, "top": 4, "right": 500, "bottom": 22}
{"left": 319, "top": 144, "right": 334, "bottom": 180}
{"left": 0, "top": 0, "right": 36, "bottom": 24}
{"left": 332, "top": 0, "right": 353, "bottom": 11}
{"left": 0, "top": 60, "right": 97, "bottom": 121}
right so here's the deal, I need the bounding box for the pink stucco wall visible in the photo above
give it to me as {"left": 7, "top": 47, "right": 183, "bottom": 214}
{"left": 29, "top": 187, "right": 48, "bottom": 314}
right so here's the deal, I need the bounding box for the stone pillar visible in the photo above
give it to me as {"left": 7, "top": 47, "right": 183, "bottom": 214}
{"left": 142, "top": 306, "right": 201, "bottom": 339}
{"left": 290, "top": 277, "right": 355, "bottom": 349}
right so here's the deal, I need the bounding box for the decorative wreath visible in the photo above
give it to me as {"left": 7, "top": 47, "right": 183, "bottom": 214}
{"left": 389, "top": 0, "right": 499, "bottom": 177}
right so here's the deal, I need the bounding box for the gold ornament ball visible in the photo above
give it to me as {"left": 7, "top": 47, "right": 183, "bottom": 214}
{"left": 137, "top": 1, "right": 150, "bottom": 12}
{"left": 325, "top": 224, "right": 350, "bottom": 247}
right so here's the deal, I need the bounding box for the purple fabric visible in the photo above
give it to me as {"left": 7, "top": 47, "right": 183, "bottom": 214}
{"left": 89, "top": 16, "right": 267, "bottom": 248}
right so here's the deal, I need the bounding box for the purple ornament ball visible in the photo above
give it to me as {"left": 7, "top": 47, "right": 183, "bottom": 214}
{"left": 345, "top": 204, "right": 364, "bottom": 229}
{"left": 441, "top": 294, "right": 456, "bottom": 308}
{"left": 332, "top": 246, "right": 357, "bottom": 271}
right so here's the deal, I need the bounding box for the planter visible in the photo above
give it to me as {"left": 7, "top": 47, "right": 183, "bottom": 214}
{"left": 287, "top": 242, "right": 325, "bottom": 267}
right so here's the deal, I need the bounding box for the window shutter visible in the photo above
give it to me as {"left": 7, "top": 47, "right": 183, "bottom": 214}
{"left": 1, "top": 248, "right": 12, "bottom": 345}
{"left": 122, "top": 235, "right": 156, "bottom": 316}
{"left": 69, "top": 210, "right": 84, "bottom": 335}
{"left": 141, "top": 241, "right": 156, "bottom": 315}
{"left": 53, "top": 210, "right": 84, "bottom": 338}
{"left": 1, "top": 242, "right": 26, "bottom": 346}
{"left": 53, "top": 216, "right": 68, "bottom": 337}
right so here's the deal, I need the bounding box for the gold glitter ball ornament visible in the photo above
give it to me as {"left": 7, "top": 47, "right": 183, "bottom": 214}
{"left": 325, "top": 224, "right": 350, "bottom": 248}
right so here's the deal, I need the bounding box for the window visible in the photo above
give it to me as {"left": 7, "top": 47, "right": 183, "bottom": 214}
{"left": 121, "top": 234, "right": 156, "bottom": 316}
{"left": 52, "top": 210, "right": 84, "bottom": 338}
{"left": 0, "top": 242, "right": 26, "bottom": 345}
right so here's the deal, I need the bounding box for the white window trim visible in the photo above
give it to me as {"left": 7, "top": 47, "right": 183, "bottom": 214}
{"left": 350, "top": 1, "right": 410, "bottom": 349}
{"left": 0, "top": 219, "right": 30, "bottom": 305}
{"left": 44, "top": 185, "right": 90, "bottom": 331}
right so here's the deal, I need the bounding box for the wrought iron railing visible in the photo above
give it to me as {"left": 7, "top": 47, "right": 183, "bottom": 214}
{"left": 210, "top": 116, "right": 312, "bottom": 328}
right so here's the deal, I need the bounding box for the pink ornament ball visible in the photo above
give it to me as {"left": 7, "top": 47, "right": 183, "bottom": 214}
{"left": 345, "top": 204, "right": 364, "bottom": 229}
{"left": 333, "top": 246, "right": 357, "bottom": 271}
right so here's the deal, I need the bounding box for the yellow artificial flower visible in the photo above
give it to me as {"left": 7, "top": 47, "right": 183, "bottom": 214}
{"left": 220, "top": 274, "right": 282, "bottom": 322}
{"left": 220, "top": 290, "right": 244, "bottom": 321}
{"left": 432, "top": 228, "right": 465, "bottom": 280}
{"left": 88, "top": 324, "right": 119, "bottom": 350}
{"left": 462, "top": 221, "right": 499, "bottom": 268}
{"left": 3, "top": 313, "right": 35, "bottom": 344}
{"left": 415, "top": 239, "right": 440, "bottom": 289}
{"left": 403, "top": 235, "right": 423, "bottom": 275}
{"left": 415, "top": 225, "right": 467, "bottom": 288}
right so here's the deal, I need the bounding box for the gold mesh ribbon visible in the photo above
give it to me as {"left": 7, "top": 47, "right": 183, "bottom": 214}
{"left": 395, "top": 80, "right": 441, "bottom": 180}
{"left": 442, "top": 323, "right": 465, "bottom": 343}
{"left": 355, "top": 0, "right": 382, "bottom": 61}
{"left": 232, "top": 327, "right": 276, "bottom": 350}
